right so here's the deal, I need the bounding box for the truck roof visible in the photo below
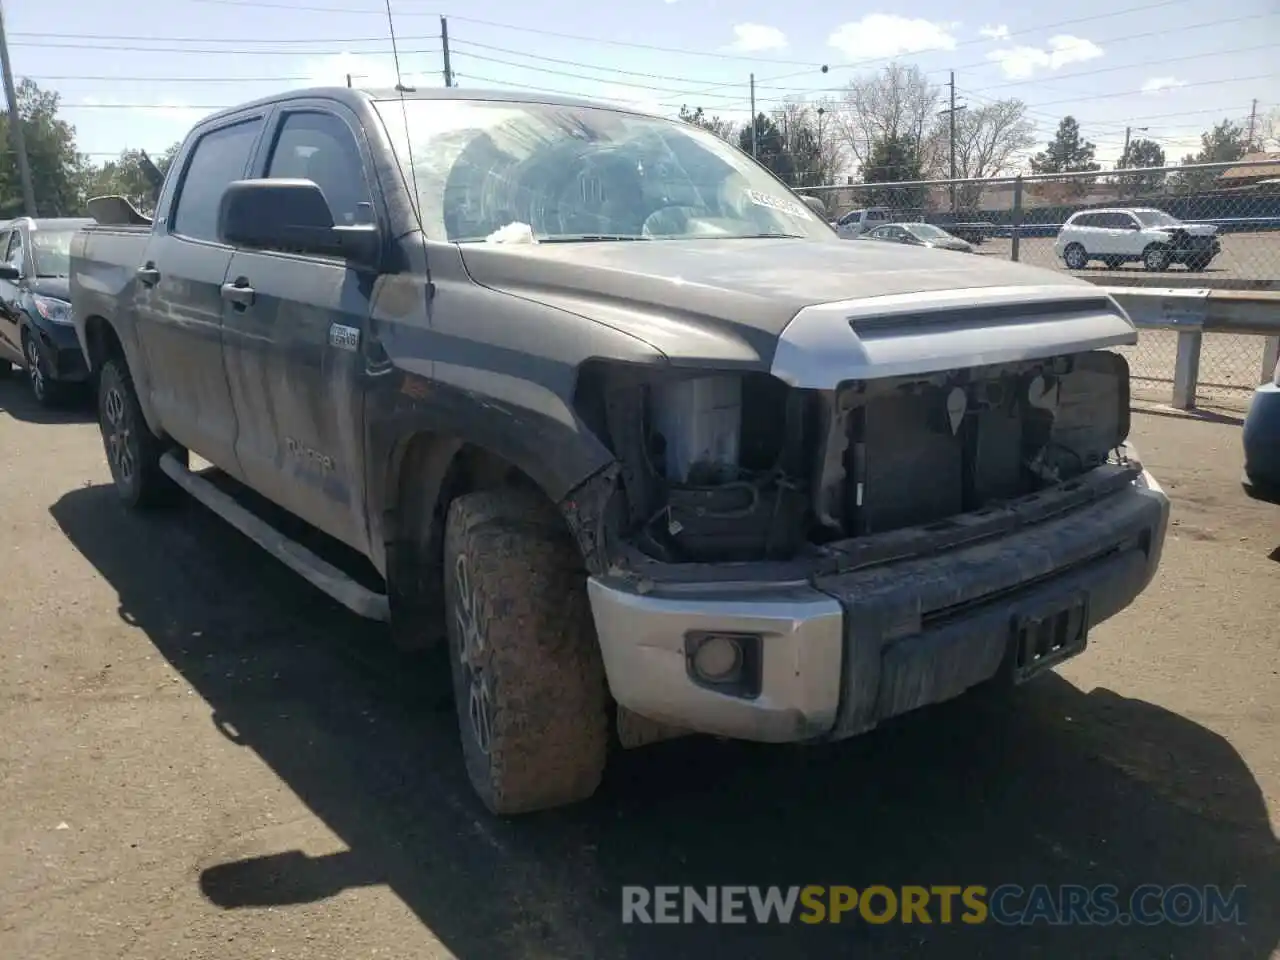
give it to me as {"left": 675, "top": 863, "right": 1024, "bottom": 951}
{"left": 199, "top": 85, "right": 662, "bottom": 127}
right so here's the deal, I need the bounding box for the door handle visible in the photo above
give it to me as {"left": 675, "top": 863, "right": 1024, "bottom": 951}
{"left": 136, "top": 264, "right": 160, "bottom": 286}
{"left": 220, "top": 280, "right": 256, "bottom": 308}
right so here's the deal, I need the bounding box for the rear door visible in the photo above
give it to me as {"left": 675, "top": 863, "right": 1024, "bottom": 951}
{"left": 221, "top": 102, "right": 379, "bottom": 553}
{"left": 133, "top": 113, "right": 267, "bottom": 473}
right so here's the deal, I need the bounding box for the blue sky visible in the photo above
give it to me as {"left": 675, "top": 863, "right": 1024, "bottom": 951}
{"left": 7, "top": 0, "right": 1278, "bottom": 170}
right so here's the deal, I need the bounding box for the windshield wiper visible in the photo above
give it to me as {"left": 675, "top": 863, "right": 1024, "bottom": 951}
{"left": 538, "top": 235, "right": 651, "bottom": 243}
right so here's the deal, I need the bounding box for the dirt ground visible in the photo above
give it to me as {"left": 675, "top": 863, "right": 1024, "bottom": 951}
{"left": 1, "top": 379, "right": 1277, "bottom": 959}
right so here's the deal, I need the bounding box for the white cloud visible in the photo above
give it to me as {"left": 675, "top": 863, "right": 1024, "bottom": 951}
{"left": 592, "top": 84, "right": 668, "bottom": 117}
{"left": 828, "top": 15, "right": 957, "bottom": 61}
{"left": 986, "top": 34, "right": 1103, "bottom": 79}
{"left": 726, "top": 23, "right": 788, "bottom": 53}
{"left": 1141, "top": 76, "right": 1187, "bottom": 95}
{"left": 979, "top": 24, "right": 1010, "bottom": 40}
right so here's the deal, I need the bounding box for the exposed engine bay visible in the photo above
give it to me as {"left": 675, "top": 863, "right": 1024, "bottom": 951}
{"left": 579, "top": 350, "right": 1130, "bottom": 564}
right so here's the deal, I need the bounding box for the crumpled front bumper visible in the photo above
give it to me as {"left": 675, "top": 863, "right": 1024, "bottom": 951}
{"left": 587, "top": 460, "right": 1170, "bottom": 744}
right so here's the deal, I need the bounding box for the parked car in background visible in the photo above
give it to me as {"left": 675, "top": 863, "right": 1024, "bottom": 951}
{"left": 0, "top": 216, "right": 95, "bottom": 405}
{"left": 834, "top": 206, "right": 891, "bottom": 239}
{"left": 861, "top": 222, "right": 974, "bottom": 253}
{"left": 1242, "top": 352, "right": 1280, "bottom": 503}
{"left": 1053, "top": 208, "right": 1220, "bottom": 272}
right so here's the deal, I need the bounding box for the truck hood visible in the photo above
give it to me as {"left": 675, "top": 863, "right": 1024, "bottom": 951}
{"left": 457, "top": 237, "right": 1137, "bottom": 377}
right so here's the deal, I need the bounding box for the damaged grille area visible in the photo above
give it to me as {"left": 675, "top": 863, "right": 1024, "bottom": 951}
{"left": 575, "top": 348, "right": 1131, "bottom": 566}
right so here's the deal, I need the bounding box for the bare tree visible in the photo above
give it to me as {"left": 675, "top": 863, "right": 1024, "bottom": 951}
{"left": 831, "top": 64, "right": 941, "bottom": 178}
{"left": 940, "top": 100, "right": 1038, "bottom": 207}
{"left": 771, "top": 97, "right": 849, "bottom": 186}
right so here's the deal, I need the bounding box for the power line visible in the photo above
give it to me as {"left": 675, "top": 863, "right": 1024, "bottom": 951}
{"left": 59, "top": 0, "right": 1195, "bottom": 69}
{"left": 8, "top": 39, "right": 439, "bottom": 55}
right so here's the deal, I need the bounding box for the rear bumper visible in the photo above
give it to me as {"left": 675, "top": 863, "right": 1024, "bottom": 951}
{"left": 588, "top": 465, "right": 1169, "bottom": 744}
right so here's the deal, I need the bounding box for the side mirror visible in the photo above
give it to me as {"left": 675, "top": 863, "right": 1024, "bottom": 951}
{"left": 217, "top": 179, "right": 380, "bottom": 267}
{"left": 0, "top": 262, "right": 19, "bottom": 282}
{"left": 800, "top": 195, "right": 827, "bottom": 217}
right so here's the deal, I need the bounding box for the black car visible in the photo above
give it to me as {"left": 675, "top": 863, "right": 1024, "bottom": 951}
{"left": 0, "top": 216, "right": 94, "bottom": 405}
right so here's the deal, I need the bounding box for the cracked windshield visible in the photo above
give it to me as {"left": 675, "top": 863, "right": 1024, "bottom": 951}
{"left": 374, "top": 99, "right": 838, "bottom": 244}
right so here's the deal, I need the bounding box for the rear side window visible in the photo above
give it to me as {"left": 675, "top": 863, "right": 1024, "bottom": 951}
{"left": 172, "top": 119, "right": 264, "bottom": 243}
{"left": 867, "top": 209, "right": 890, "bottom": 222}
{"left": 1071, "top": 213, "right": 1100, "bottom": 228}
{"left": 265, "top": 111, "right": 372, "bottom": 226}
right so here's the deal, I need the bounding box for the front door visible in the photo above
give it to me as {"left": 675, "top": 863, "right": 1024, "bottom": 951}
{"left": 221, "top": 104, "right": 378, "bottom": 552}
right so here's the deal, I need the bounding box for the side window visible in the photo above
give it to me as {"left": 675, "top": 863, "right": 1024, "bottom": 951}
{"left": 6, "top": 229, "right": 24, "bottom": 272}
{"left": 1119, "top": 213, "right": 1141, "bottom": 230}
{"left": 266, "top": 111, "right": 372, "bottom": 226}
{"left": 1075, "top": 213, "right": 1100, "bottom": 228}
{"left": 172, "top": 119, "right": 263, "bottom": 243}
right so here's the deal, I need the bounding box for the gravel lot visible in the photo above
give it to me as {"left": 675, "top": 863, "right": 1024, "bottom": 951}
{"left": 1, "top": 379, "right": 1277, "bottom": 960}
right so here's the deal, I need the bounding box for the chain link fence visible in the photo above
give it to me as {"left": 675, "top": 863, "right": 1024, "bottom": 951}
{"left": 805, "top": 158, "right": 1280, "bottom": 405}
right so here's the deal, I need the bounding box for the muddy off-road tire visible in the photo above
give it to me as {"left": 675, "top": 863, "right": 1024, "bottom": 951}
{"left": 98, "top": 358, "right": 182, "bottom": 509}
{"left": 443, "top": 489, "right": 609, "bottom": 816}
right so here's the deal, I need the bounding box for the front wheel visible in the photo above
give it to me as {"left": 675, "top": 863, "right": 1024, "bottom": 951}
{"left": 1143, "top": 245, "right": 1172, "bottom": 272}
{"left": 443, "top": 489, "right": 609, "bottom": 816}
{"left": 1062, "top": 244, "right": 1089, "bottom": 270}
{"left": 23, "top": 331, "right": 64, "bottom": 407}
{"left": 97, "top": 358, "right": 181, "bottom": 508}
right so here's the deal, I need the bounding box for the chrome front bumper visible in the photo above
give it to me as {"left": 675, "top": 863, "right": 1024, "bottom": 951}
{"left": 587, "top": 466, "right": 1169, "bottom": 745}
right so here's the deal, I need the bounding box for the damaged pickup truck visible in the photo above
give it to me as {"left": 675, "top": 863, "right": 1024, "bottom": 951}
{"left": 70, "top": 87, "right": 1170, "bottom": 816}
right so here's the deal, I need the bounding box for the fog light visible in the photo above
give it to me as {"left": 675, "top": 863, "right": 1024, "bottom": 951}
{"left": 692, "top": 634, "right": 743, "bottom": 683}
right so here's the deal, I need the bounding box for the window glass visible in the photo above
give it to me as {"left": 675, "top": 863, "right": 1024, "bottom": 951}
{"left": 7, "top": 229, "right": 25, "bottom": 270}
{"left": 373, "top": 98, "right": 836, "bottom": 243}
{"left": 267, "top": 112, "right": 373, "bottom": 226}
{"left": 172, "top": 119, "right": 263, "bottom": 242}
{"left": 31, "top": 229, "right": 77, "bottom": 276}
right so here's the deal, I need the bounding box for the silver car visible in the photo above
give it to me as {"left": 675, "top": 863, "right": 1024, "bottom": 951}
{"left": 861, "top": 221, "right": 974, "bottom": 252}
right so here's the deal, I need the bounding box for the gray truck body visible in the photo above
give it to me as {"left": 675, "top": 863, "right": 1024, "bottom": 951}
{"left": 70, "top": 86, "right": 1169, "bottom": 755}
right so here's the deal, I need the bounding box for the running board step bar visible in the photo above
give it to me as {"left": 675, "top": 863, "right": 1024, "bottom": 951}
{"left": 159, "top": 452, "right": 390, "bottom": 621}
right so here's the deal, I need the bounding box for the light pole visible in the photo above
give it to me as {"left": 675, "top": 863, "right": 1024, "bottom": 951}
{"left": 816, "top": 106, "right": 826, "bottom": 186}
{"left": 1121, "top": 125, "right": 1148, "bottom": 168}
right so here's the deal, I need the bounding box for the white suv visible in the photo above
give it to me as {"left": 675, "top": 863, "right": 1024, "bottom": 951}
{"left": 1053, "top": 207, "right": 1221, "bottom": 272}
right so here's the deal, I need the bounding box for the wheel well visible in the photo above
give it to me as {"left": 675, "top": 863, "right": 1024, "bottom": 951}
{"left": 84, "top": 315, "right": 125, "bottom": 373}
{"left": 384, "top": 433, "right": 569, "bottom": 647}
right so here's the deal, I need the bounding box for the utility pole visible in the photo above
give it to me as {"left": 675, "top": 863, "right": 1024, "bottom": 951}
{"left": 440, "top": 16, "right": 454, "bottom": 88}
{"left": 938, "top": 72, "right": 966, "bottom": 214}
{"left": 1246, "top": 98, "right": 1258, "bottom": 150}
{"left": 749, "top": 72, "right": 757, "bottom": 160}
{"left": 0, "top": 0, "right": 36, "bottom": 217}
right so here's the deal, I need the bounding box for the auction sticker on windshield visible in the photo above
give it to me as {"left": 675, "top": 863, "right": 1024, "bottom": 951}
{"left": 745, "top": 189, "right": 813, "bottom": 220}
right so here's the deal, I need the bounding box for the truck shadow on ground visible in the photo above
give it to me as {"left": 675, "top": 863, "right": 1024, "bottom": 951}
{"left": 0, "top": 372, "right": 94, "bottom": 424}
{"left": 51, "top": 484, "right": 1279, "bottom": 960}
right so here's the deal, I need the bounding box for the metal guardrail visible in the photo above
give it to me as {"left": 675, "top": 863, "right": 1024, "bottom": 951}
{"left": 1105, "top": 287, "right": 1280, "bottom": 409}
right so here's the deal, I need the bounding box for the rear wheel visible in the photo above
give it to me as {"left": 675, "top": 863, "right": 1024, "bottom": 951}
{"left": 97, "top": 357, "right": 182, "bottom": 508}
{"left": 443, "top": 489, "right": 609, "bottom": 816}
{"left": 1062, "top": 244, "right": 1089, "bottom": 270}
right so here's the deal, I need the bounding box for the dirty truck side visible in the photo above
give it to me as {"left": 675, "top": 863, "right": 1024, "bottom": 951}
{"left": 70, "top": 87, "right": 1171, "bottom": 816}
